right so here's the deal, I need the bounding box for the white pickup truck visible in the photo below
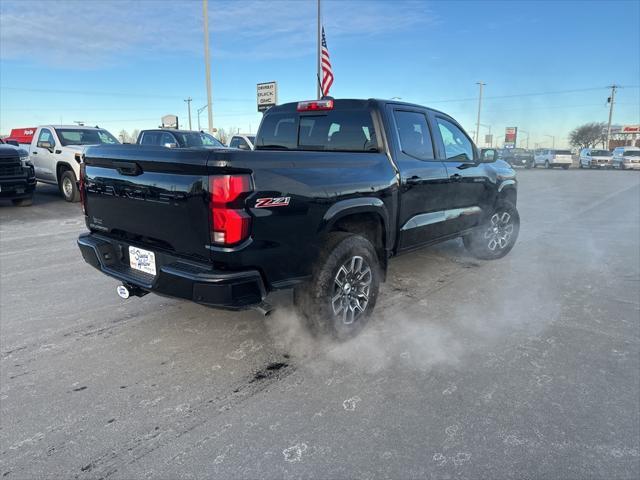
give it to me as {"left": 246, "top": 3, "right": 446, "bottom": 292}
{"left": 26, "top": 126, "right": 119, "bottom": 201}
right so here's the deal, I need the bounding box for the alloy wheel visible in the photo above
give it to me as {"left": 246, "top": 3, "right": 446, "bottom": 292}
{"left": 484, "top": 212, "right": 515, "bottom": 251}
{"left": 331, "top": 255, "right": 372, "bottom": 325}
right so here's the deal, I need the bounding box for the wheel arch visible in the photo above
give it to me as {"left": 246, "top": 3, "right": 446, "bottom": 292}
{"left": 56, "top": 161, "right": 76, "bottom": 183}
{"left": 497, "top": 181, "right": 517, "bottom": 206}
{"left": 321, "top": 198, "right": 391, "bottom": 273}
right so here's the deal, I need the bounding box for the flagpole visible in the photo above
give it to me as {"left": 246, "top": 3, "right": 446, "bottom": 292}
{"left": 317, "top": 0, "right": 322, "bottom": 99}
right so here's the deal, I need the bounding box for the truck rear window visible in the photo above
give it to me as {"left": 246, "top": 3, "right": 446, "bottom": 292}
{"left": 256, "top": 109, "right": 378, "bottom": 152}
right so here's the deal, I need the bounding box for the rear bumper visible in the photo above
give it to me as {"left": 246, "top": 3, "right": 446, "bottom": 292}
{"left": 78, "top": 233, "right": 267, "bottom": 309}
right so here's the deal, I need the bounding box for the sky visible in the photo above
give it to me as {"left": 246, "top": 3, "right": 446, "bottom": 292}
{"left": 1, "top": 0, "right": 639, "bottom": 148}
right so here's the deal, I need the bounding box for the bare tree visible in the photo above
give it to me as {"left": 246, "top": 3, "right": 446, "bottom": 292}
{"left": 118, "top": 130, "right": 130, "bottom": 144}
{"left": 568, "top": 122, "right": 607, "bottom": 150}
{"left": 130, "top": 129, "right": 140, "bottom": 143}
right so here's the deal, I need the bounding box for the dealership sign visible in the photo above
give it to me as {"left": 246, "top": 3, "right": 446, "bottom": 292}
{"left": 257, "top": 82, "right": 278, "bottom": 112}
{"left": 504, "top": 127, "right": 517, "bottom": 149}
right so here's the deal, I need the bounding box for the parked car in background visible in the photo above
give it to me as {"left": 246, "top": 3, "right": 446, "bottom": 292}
{"left": 611, "top": 146, "right": 640, "bottom": 170}
{"left": 578, "top": 148, "right": 612, "bottom": 169}
{"left": 228, "top": 134, "right": 255, "bottom": 150}
{"left": 533, "top": 149, "right": 573, "bottom": 169}
{"left": 77, "top": 98, "right": 519, "bottom": 339}
{"left": 498, "top": 148, "right": 534, "bottom": 168}
{"left": 22, "top": 126, "right": 120, "bottom": 202}
{"left": 0, "top": 140, "right": 36, "bottom": 206}
{"left": 136, "top": 129, "right": 225, "bottom": 148}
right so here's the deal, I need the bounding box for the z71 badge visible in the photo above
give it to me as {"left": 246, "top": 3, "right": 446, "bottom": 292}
{"left": 255, "top": 197, "right": 291, "bottom": 208}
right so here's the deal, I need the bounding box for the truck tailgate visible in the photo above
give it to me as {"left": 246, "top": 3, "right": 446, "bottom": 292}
{"left": 83, "top": 145, "right": 212, "bottom": 261}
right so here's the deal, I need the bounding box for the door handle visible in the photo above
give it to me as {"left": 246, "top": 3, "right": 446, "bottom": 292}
{"left": 32, "top": 151, "right": 38, "bottom": 155}
{"left": 450, "top": 174, "right": 462, "bottom": 182}
{"left": 406, "top": 176, "right": 422, "bottom": 185}
{"left": 113, "top": 161, "right": 142, "bottom": 176}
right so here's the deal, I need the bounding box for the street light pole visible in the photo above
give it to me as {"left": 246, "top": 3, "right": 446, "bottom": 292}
{"left": 605, "top": 84, "right": 617, "bottom": 150}
{"left": 184, "top": 97, "right": 192, "bottom": 130}
{"left": 197, "top": 104, "right": 208, "bottom": 131}
{"left": 475, "top": 81, "right": 485, "bottom": 144}
{"left": 544, "top": 134, "right": 555, "bottom": 149}
{"left": 203, "top": 0, "right": 213, "bottom": 133}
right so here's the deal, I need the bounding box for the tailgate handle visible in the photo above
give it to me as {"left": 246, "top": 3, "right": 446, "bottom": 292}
{"left": 113, "top": 161, "right": 142, "bottom": 176}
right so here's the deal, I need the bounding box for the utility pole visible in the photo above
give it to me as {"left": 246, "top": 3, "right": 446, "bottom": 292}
{"left": 605, "top": 84, "right": 617, "bottom": 150}
{"left": 520, "top": 129, "right": 530, "bottom": 149}
{"left": 184, "top": 97, "right": 192, "bottom": 130}
{"left": 475, "top": 82, "right": 485, "bottom": 144}
{"left": 203, "top": 0, "right": 213, "bottom": 133}
{"left": 196, "top": 104, "right": 207, "bottom": 131}
{"left": 544, "top": 134, "right": 555, "bottom": 148}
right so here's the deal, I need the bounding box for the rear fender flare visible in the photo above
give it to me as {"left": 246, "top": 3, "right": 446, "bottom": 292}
{"left": 321, "top": 197, "right": 391, "bottom": 252}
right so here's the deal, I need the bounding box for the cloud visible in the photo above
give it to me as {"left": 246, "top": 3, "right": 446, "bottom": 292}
{"left": 0, "top": 0, "right": 437, "bottom": 67}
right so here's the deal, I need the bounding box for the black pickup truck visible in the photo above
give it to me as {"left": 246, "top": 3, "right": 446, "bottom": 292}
{"left": 78, "top": 98, "right": 519, "bottom": 339}
{"left": 0, "top": 140, "right": 36, "bottom": 206}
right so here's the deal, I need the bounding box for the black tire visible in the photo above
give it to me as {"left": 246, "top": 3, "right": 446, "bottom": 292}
{"left": 59, "top": 169, "right": 80, "bottom": 202}
{"left": 463, "top": 202, "right": 520, "bottom": 260}
{"left": 532, "top": 162, "right": 537, "bottom": 168}
{"left": 525, "top": 161, "right": 532, "bottom": 169}
{"left": 562, "top": 164, "right": 570, "bottom": 170}
{"left": 578, "top": 160, "right": 583, "bottom": 169}
{"left": 545, "top": 160, "right": 550, "bottom": 169}
{"left": 293, "top": 232, "right": 381, "bottom": 340}
{"left": 620, "top": 162, "right": 626, "bottom": 170}
{"left": 11, "top": 195, "right": 33, "bottom": 207}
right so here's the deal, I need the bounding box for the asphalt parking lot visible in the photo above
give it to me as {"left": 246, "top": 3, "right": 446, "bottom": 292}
{"left": 1, "top": 170, "right": 639, "bottom": 479}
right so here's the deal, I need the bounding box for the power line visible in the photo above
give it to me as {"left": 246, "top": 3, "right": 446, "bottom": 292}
{"left": 0, "top": 86, "right": 253, "bottom": 102}
{"left": 423, "top": 86, "right": 639, "bottom": 105}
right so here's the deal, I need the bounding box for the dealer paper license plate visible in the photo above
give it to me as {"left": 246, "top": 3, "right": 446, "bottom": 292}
{"left": 129, "top": 246, "right": 156, "bottom": 276}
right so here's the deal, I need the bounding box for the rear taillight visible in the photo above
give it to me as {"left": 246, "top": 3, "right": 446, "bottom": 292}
{"left": 79, "top": 163, "right": 86, "bottom": 214}
{"left": 209, "top": 174, "right": 252, "bottom": 245}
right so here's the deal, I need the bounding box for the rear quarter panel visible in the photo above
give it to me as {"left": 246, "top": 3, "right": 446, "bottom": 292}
{"left": 207, "top": 149, "right": 398, "bottom": 286}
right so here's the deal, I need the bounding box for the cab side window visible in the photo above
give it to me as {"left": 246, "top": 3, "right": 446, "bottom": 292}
{"left": 229, "top": 137, "right": 240, "bottom": 148}
{"left": 140, "top": 132, "right": 160, "bottom": 145}
{"left": 160, "top": 132, "right": 176, "bottom": 146}
{"left": 436, "top": 118, "right": 474, "bottom": 162}
{"left": 393, "top": 110, "right": 435, "bottom": 160}
{"left": 38, "top": 128, "right": 54, "bottom": 146}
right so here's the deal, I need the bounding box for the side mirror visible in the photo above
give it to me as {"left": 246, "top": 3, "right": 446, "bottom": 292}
{"left": 481, "top": 148, "right": 496, "bottom": 163}
{"left": 163, "top": 142, "right": 178, "bottom": 149}
{"left": 237, "top": 143, "right": 250, "bottom": 150}
{"left": 37, "top": 140, "right": 53, "bottom": 151}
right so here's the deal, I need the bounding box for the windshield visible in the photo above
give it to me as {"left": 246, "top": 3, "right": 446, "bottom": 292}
{"left": 555, "top": 150, "right": 572, "bottom": 155}
{"left": 624, "top": 150, "right": 640, "bottom": 157}
{"left": 590, "top": 150, "right": 610, "bottom": 156}
{"left": 175, "top": 131, "right": 223, "bottom": 148}
{"left": 55, "top": 128, "right": 119, "bottom": 146}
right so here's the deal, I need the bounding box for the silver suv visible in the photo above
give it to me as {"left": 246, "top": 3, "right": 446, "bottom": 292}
{"left": 611, "top": 146, "right": 640, "bottom": 170}
{"left": 578, "top": 148, "right": 612, "bottom": 169}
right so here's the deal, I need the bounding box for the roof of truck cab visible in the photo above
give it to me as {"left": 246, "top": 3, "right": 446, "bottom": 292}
{"left": 42, "top": 125, "right": 103, "bottom": 129}
{"left": 268, "top": 98, "right": 451, "bottom": 118}
{"left": 141, "top": 129, "right": 209, "bottom": 134}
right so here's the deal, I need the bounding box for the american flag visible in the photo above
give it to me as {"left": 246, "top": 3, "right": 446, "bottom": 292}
{"left": 320, "top": 27, "right": 334, "bottom": 96}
